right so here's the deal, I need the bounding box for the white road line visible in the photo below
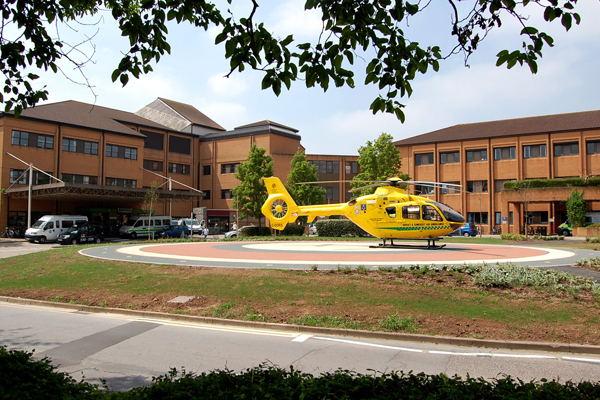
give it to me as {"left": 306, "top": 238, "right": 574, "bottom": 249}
{"left": 292, "top": 334, "right": 313, "bottom": 342}
{"left": 308, "top": 336, "right": 600, "bottom": 363}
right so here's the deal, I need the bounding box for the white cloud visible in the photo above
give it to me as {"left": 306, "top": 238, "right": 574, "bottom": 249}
{"left": 268, "top": 0, "right": 323, "bottom": 39}
{"left": 207, "top": 72, "right": 249, "bottom": 97}
{"left": 193, "top": 99, "right": 249, "bottom": 130}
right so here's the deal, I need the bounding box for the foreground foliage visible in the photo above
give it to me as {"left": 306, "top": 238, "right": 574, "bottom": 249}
{"left": 3, "top": 348, "right": 600, "bottom": 399}
{"left": 1, "top": 0, "right": 583, "bottom": 118}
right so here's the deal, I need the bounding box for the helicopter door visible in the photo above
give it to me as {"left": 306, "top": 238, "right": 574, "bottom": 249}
{"left": 401, "top": 205, "right": 423, "bottom": 235}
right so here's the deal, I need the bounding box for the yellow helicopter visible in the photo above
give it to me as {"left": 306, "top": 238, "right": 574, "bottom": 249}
{"left": 261, "top": 177, "right": 466, "bottom": 249}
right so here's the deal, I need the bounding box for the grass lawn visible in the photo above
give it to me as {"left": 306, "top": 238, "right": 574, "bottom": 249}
{"left": 1, "top": 238, "right": 599, "bottom": 345}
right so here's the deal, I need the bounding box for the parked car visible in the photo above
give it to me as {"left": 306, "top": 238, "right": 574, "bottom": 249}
{"left": 180, "top": 218, "right": 203, "bottom": 234}
{"left": 224, "top": 225, "right": 254, "bottom": 238}
{"left": 447, "top": 222, "right": 478, "bottom": 237}
{"left": 57, "top": 222, "right": 104, "bottom": 245}
{"left": 158, "top": 225, "right": 190, "bottom": 239}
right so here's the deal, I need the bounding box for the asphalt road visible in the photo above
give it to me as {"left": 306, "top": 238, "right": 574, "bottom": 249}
{"left": 2, "top": 301, "right": 600, "bottom": 392}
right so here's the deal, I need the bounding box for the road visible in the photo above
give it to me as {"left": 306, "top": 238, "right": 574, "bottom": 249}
{"left": 2, "top": 301, "right": 600, "bottom": 392}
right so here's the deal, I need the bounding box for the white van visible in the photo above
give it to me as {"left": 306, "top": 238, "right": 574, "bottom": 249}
{"left": 119, "top": 215, "right": 172, "bottom": 239}
{"left": 25, "top": 215, "right": 89, "bottom": 243}
{"left": 179, "top": 218, "right": 204, "bottom": 235}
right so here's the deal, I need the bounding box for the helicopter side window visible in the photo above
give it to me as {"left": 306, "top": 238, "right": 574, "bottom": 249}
{"left": 423, "top": 205, "right": 443, "bottom": 221}
{"left": 385, "top": 207, "right": 396, "bottom": 218}
{"left": 402, "top": 205, "right": 420, "bottom": 220}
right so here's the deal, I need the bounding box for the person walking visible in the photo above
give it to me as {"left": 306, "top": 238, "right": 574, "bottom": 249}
{"left": 203, "top": 227, "right": 209, "bottom": 239}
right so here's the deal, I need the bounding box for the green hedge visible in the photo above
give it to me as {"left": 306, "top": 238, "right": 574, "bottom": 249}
{"left": 3, "top": 350, "right": 600, "bottom": 399}
{"left": 504, "top": 177, "right": 600, "bottom": 190}
{"left": 281, "top": 224, "right": 306, "bottom": 236}
{"left": 315, "top": 219, "right": 371, "bottom": 237}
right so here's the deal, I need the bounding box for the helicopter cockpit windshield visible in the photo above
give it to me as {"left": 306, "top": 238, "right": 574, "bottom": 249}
{"left": 427, "top": 202, "right": 465, "bottom": 223}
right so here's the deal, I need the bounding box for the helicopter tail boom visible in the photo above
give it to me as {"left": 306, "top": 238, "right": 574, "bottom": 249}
{"left": 262, "top": 177, "right": 348, "bottom": 230}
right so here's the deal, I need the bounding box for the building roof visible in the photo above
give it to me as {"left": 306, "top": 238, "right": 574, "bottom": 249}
{"left": 394, "top": 110, "right": 600, "bottom": 146}
{"left": 3, "top": 100, "right": 175, "bottom": 138}
{"left": 158, "top": 98, "right": 225, "bottom": 131}
{"left": 203, "top": 120, "right": 301, "bottom": 141}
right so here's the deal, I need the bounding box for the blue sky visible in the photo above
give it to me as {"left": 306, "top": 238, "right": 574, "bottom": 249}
{"left": 33, "top": 0, "right": 600, "bottom": 156}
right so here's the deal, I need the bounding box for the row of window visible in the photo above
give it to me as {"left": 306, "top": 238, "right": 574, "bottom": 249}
{"left": 9, "top": 170, "right": 136, "bottom": 188}
{"left": 415, "top": 179, "right": 521, "bottom": 194}
{"left": 415, "top": 140, "right": 600, "bottom": 166}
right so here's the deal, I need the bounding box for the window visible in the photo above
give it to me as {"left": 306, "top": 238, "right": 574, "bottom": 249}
{"left": 468, "top": 212, "right": 489, "bottom": 224}
{"left": 81, "top": 176, "right": 98, "bottom": 185}
{"left": 221, "top": 163, "right": 239, "bottom": 174}
{"left": 142, "top": 130, "right": 164, "bottom": 150}
{"left": 61, "top": 173, "right": 75, "bottom": 183}
{"left": 494, "top": 146, "right": 516, "bottom": 160}
{"left": 11, "top": 130, "right": 29, "bottom": 146}
{"left": 415, "top": 153, "right": 434, "bottom": 166}
{"left": 35, "top": 172, "right": 51, "bottom": 185}
{"left": 494, "top": 179, "right": 515, "bottom": 192}
{"left": 84, "top": 141, "right": 98, "bottom": 155}
{"left": 523, "top": 144, "right": 546, "bottom": 159}
{"left": 10, "top": 169, "right": 28, "bottom": 184}
{"left": 37, "top": 135, "right": 54, "bottom": 149}
{"left": 554, "top": 142, "right": 579, "bottom": 157}
{"left": 440, "top": 151, "right": 459, "bottom": 164}
{"left": 466, "top": 149, "right": 487, "bottom": 162}
{"left": 106, "top": 144, "right": 118, "bottom": 158}
{"left": 441, "top": 182, "right": 460, "bottom": 194}
{"left": 423, "top": 205, "right": 442, "bottom": 221}
{"left": 385, "top": 207, "right": 396, "bottom": 218}
{"left": 467, "top": 180, "right": 488, "bottom": 193}
{"left": 221, "top": 189, "right": 233, "bottom": 199}
{"left": 105, "top": 177, "right": 118, "bottom": 186}
{"left": 402, "top": 205, "right": 420, "bottom": 220}
{"left": 325, "top": 187, "right": 339, "bottom": 201}
{"left": 169, "top": 135, "right": 191, "bottom": 154}
{"left": 345, "top": 161, "right": 359, "bottom": 174}
{"left": 124, "top": 147, "right": 137, "bottom": 160}
{"left": 169, "top": 163, "right": 190, "bottom": 174}
{"left": 63, "top": 138, "right": 77, "bottom": 152}
{"left": 587, "top": 140, "right": 600, "bottom": 155}
{"left": 525, "top": 211, "right": 548, "bottom": 225}
{"left": 143, "top": 159, "right": 163, "bottom": 171}
{"left": 203, "top": 165, "right": 211, "bottom": 175}
{"left": 415, "top": 185, "right": 434, "bottom": 195}
{"left": 203, "top": 190, "right": 211, "bottom": 200}
{"left": 123, "top": 179, "right": 136, "bottom": 188}
{"left": 495, "top": 212, "right": 502, "bottom": 225}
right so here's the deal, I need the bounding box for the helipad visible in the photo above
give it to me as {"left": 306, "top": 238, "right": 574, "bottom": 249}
{"left": 79, "top": 241, "right": 591, "bottom": 270}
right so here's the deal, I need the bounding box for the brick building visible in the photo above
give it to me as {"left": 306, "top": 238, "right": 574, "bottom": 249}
{"left": 1, "top": 99, "right": 357, "bottom": 234}
{"left": 394, "top": 110, "right": 600, "bottom": 235}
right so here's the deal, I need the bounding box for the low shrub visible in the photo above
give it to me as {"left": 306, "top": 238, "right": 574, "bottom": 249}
{"left": 586, "top": 236, "right": 600, "bottom": 243}
{"left": 281, "top": 224, "right": 305, "bottom": 236}
{"left": 315, "top": 219, "right": 371, "bottom": 237}
{"left": 501, "top": 233, "right": 527, "bottom": 241}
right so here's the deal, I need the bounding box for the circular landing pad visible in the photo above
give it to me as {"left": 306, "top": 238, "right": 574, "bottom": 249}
{"left": 79, "top": 241, "right": 591, "bottom": 270}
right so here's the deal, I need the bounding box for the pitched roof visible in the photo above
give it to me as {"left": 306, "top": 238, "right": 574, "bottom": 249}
{"left": 5, "top": 100, "right": 174, "bottom": 138}
{"left": 158, "top": 98, "right": 225, "bottom": 131}
{"left": 394, "top": 110, "right": 600, "bottom": 146}
{"left": 203, "top": 120, "right": 301, "bottom": 141}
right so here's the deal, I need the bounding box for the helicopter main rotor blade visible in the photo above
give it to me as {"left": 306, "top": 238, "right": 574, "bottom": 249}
{"left": 349, "top": 183, "right": 387, "bottom": 192}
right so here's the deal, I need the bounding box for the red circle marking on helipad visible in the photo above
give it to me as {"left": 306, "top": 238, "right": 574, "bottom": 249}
{"left": 129, "top": 241, "right": 563, "bottom": 264}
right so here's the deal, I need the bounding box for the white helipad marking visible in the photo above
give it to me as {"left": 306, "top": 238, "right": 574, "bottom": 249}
{"left": 96, "top": 242, "right": 576, "bottom": 266}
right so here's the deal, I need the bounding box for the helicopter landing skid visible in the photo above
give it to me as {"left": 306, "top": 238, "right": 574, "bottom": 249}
{"left": 370, "top": 238, "right": 446, "bottom": 250}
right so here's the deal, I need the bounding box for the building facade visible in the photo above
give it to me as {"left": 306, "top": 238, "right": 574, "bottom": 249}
{"left": 395, "top": 110, "right": 600, "bottom": 235}
{"left": 1, "top": 99, "right": 357, "bottom": 234}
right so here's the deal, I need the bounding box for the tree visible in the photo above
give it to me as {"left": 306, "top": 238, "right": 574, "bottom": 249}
{"left": 351, "top": 133, "right": 410, "bottom": 197}
{"left": 0, "top": 0, "right": 582, "bottom": 117}
{"left": 566, "top": 189, "right": 586, "bottom": 228}
{"left": 285, "top": 149, "right": 326, "bottom": 207}
{"left": 232, "top": 144, "right": 274, "bottom": 229}
{"left": 142, "top": 180, "right": 161, "bottom": 240}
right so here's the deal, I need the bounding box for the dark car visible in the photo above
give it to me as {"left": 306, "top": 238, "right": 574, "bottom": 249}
{"left": 57, "top": 222, "right": 104, "bottom": 245}
{"left": 159, "top": 225, "right": 190, "bottom": 239}
{"left": 447, "top": 222, "right": 478, "bottom": 237}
